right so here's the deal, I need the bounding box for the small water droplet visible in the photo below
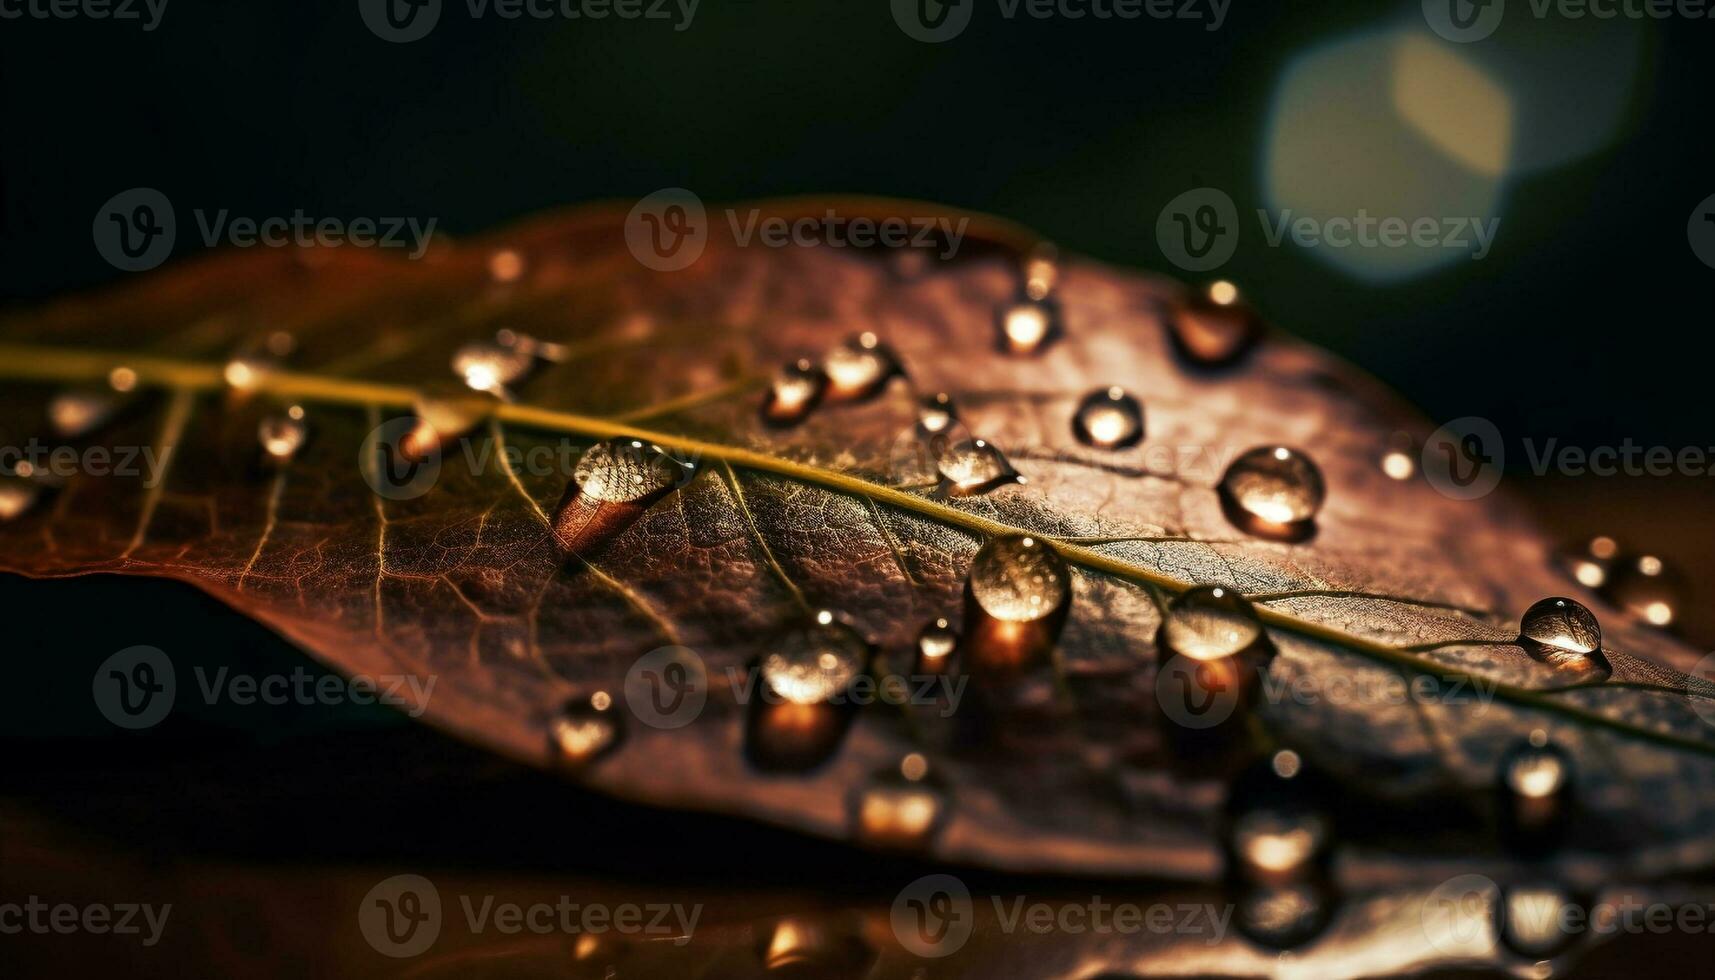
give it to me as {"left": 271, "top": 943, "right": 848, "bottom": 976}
{"left": 746, "top": 614, "right": 869, "bottom": 772}
{"left": 551, "top": 691, "right": 623, "bottom": 768}
{"left": 995, "top": 299, "right": 1058, "bottom": 355}
{"left": 0, "top": 476, "right": 43, "bottom": 521}
{"left": 915, "top": 392, "right": 957, "bottom": 438}
{"left": 1558, "top": 534, "right": 1618, "bottom": 590}
{"left": 223, "top": 356, "right": 272, "bottom": 392}
{"left": 1496, "top": 885, "right": 1583, "bottom": 960}
{"left": 1022, "top": 243, "right": 1059, "bottom": 301}
{"left": 1498, "top": 737, "right": 1574, "bottom": 855}
{"left": 1072, "top": 386, "right": 1144, "bottom": 449}
{"left": 258, "top": 406, "right": 308, "bottom": 462}
{"left": 757, "top": 916, "right": 873, "bottom": 977}
{"left": 931, "top": 428, "right": 1021, "bottom": 497}
{"left": 1518, "top": 597, "right": 1609, "bottom": 681}
{"left": 488, "top": 248, "right": 525, "bottom": 283}
{"left": 1226, "top": 754, "right": 1333, "bottom": 885}
{"left": 400, "top": 385, "right": 499, "bottom": 461}
{"left": 821, "top": 333, "right": 900, "bottom": 402}
{"left": 48, "top": 387, "right": 128, "bottom": 439}
{"left": 964, "top": 534, "right": 1070, "bottom": 672}
{"left": 107, "top": 366, "right": 138, "bottom": 393}
{"left": 1166, "top": 280, "right": 1264, "bottom": 368}
{"left": 1601, "top": 553, "right": 1683, "bottom": 629}
{"left": 1218, "top": 446, "right": 1325, "bottom": 541}
{"left": 1162, "top": 586, "right": 1267, "bottom": 662}
{"left": 761, "top": 358, "right": 829, "bottom": 427}
{"left": 849, "top": 754, "right": 950, "bottom": 852}
{"left": 553, "top": 439, "right": 694, "bottom": 556}
{"left": 451, "top": 341, "right": 534, "bottom": 396}
{"left": 915, "top": 618, "right": 960, "bottom": 676}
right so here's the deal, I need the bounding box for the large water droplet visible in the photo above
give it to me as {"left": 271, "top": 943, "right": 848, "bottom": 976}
{"left": 931, "top": 428, "right": 1021, "bottom": 497}
{"left": 746, "top": 613, "right": 869, "bottom": 772}
{"left": 1218, "top": 446, "right": 1325, "bottom": 541}
{"left": 995, "top": 298, "right": 1058, "bottom": 355}
{"left": 1498, "top": 733, "right": 1574, "bottom": 855}
{"left": 914, "top": 618, "right": 960, "bottom": 676}
{"left": 964, "top": 534, "right": 1070, "bottom": 672}
{"left": 551, "top": 690, "right": 623, "bottom": 768}
{"left": 1072, "top": 386, "right": 1144, "bottom": 449}
{"left": 400, "top": 385, "right": 499, "bottom": 461}
{"left": 48, "top": 386, "right": 129, "bottom": 439}
{"left": 0, "top": 476, "right": 43, "bottom": 521}
{"left": 452, "top": 341, "right": 534, "bottom": 397}
{"left": 915, "top": 392, "right": 957, "bottom": 438}
{"left": 258, "top": 405, "right": 308, "bottom": 462}
{"left": 1601, "top": 553, "right": 1683, "bottom": 630}
{"left": 849, "top": 753, "right": 949, "bottom": 852}
{"left": 761, "top": 358, "right": 828, "bottom": 427}
{"left": 1166, "top": 280, "right": 1264, "bottom": 368}
{"left": 553, "top": 439, "right": 694, "bottom": 557}
{"left": 757, "top": 915, "right": 873, "bottom": 978}
{"left": 821, "top": 333, "right": 900, "bottom": 402}
{"left": 1162, "top": 586, "right": 1267, "bottom": 661}
{"left": 1518, "top": 597, "right": 1609, "bottom": 681}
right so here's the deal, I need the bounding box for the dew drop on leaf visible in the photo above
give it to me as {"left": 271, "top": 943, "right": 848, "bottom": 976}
{"left": 1022, "top": 242, "right": 1059, "bottom": 301}
{"left": 0, "top": 476, "right": 42, "bottom": 521}
{"left": 48, "top": 386, "right": 128, "bottom": 439}
{"left": 1496, "top": 885, "right": 1583, "bottom": 960}
{"left": 757, "top": 916, "right": 873, "bottom": 977}
{"left": 914, "top": 391, "right": 957, "bottom": 438}
{"left": 553, "top": 439, "right": 693, "bottom": 557}
{"left": 1601, "top": 553, "right": 1683, "bottom": 629}
{"left": 1518, "top": 597, "right": 1610, "bottom": 680}
{"left": 746, "top": 612, "right": 869, "bottom": 772}
{"left": 1162, "top": 586, "right": 1266, "bottom": 662}
{"left": 848, "top": 753, "right": 949, "bottom": 852}
{"left": 400, "top": 384, "right": 499, "bottom": 461}
{"left": 550, "top": 690, "right": 623, "bottom": 769}
{"left": 1559, "top": 534, "right": 1619, "bottom": 590}
{"left": 1165, "top": 279, "right": 1264, "bottom": 368}
{"left": 1218, "top": 446, "right": 1326, "bottom": 541}
{"left": 995, "top": 298, "right": 1057, "bottom": 355}
{"left": 257, "top": 405, "right": 308, "bottom": 462}
{"left": 931, "top": 428, "right": 1022, "bottom": 497}
{"left": 821, "top": 332, "right": 900, "bottom": 403}
{"left": 488, "top": 248, "right": 524, "bottom": 283}
{"left": 964, "top": 534, "right": 1070, "bottom": 671}
{"left": 451, "top": 341, "right": 534, "bottom": 396}
{"left": 761, "top": 358, "right": 828, "bottom": 427}
{"left": 914, "top": 617, "right": 959, "bottom": 676}
{"left": 1072, "top": 386, "right": 1144, "bottom": 449}
{"left": 1498, "top": 733, "right": 1575, "bottom": 855}
{"left": 1226, "top": 751, "right": 1333, "bottom": 884}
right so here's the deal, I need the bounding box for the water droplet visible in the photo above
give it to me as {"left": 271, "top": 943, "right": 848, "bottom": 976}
{"left": 1072, "top": 386, "right": 1144, "bottom": 449}
{"left": 914, "top": 618, "right": 960, "bottom": 676}
{"left": 258, "top": 405, "right": 308, "bottom": 462}
{"left": 1166, "top": 280, "right": 1264, "bottom": 368}
{"left": 551, "top": 691, "right": 623, "bottom": 768}
{"left": 396, "top": 385, "right": 498, "bottom": 462}
{"left": 0, "top": 476, "right": 43, "bottom": 521}
{"left": 849, "top": 754, "right": 950, "bottom": 852}
{"left": 1518, "top": 597, "right": 1609, "bottom": 681}
{"left": 821, "top": 333, "right": 900, "bottom": 402}
{"left": 496, "top": 328, "right": 568, "bottom": 362}
{"left": 1022, "top": 243, "right": 1059, "bottom": 301}
{"left": 1226, "top": 753, "right": 1333, "bottom": 885}
{"left": 488, "top": 248, "right": 525, "bottom": 283}
{"left": 1233, "top": 881, "right": 1336, "bottom": 951}
{"left": 964, "top": 534, "right": 1070, "bottom": 672}
{"left": 223, "top": 355, "right": 272, "bottom": 392}
{"left": 1161, "top": 586, "right": 1267, "bottom": 661}
{"left": 48, "top": 387, "right": 127, "bottom": 439}
{"left": 553, "top": 439, "right": 694, "bottom": 556}
{"left": 451, "top": 341, "right": 534, "bottom": 396}
{"left": 1496, "top": 885, "right": 1583, "bottom": 960}
{"left": 1498, "top": 736, "right": 1574, "bottom": 855}
{"left": 107, "top": 366, "right": 138, "bottom": 393}
{"left": 757, "top": 916, "right": 873, "bottom": 977}
{"left": 1601, "top": 553, "right": 1683, "bottom": 629}
{"left": 1218, "top": 446, "right": 1325, "bottom": 541}
{"left": 761, "top": 358, "right": 829, "bottom": 427}
{"left": 1560, "top": 535, "right": 1619, "bottom": 589}
{"left": 915, "top": 392, "right": 957, "bottom": 438}
{"left": 931, "top": 428, "right": 1021, "bottom": 497}
{"left": 995, "top": 299, "right": 1058, "bottom": 355}
{"left": 746, "top": 614, "right": 869, "bottom": 772}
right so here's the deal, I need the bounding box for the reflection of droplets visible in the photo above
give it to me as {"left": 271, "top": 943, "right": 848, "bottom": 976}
{"left": 761, "top": 358, "right": 828, "bottom": 427}
{"left": 849, "top": 753, "right": 950, "bottom": 852}
{"left": 551, "top": 691, "right": 623, "bottom": 768}
{"left": 747, "top": 614, "right": 869, "bottom": 772}
{"left": 1602, "top": 553, "right": 1682, "bottom": 630}
{"left": 964, "top": 535, "right": 1070, "bottom": 671}
{"left": 258, "top": 405, "right": 308, "bottom": 462}
{"left": 915, "top": 392, "right": 957, "bottom": 438}
{"left": 1218, "top": 446, "right": 1325, "bottom": 540}
{"left": 553, "top": 439, "right": 694, "bottom": 556}
{"left": 759, "top": 612, "right": 868, "bottom": 705}
{"left": 1518, "top": 597, "right": 1609, "bottom": 681}
{"left": 1165, "top": 281, "right": 1263, "bottom": 368}
{"left": 1498, "top": 734, "right": 1574, "bottom": 855}
{"left": 1072, "top": 386, "right": 1144, "bottom": 449}
{"left": 996, "top": 299, "right": 1057, "bottom": 356}
{"left": 1162, "top": 586, "right": 1265, "bottom": 662}
{"left": 822, "top": 333, "right": 900, "bottom": 402}
{"left": 931, "top": 428, "right": 1021, "bottom": 498}
{"left": 914, "top": 618, "right": 959, "bottom": 676}
{"left": 1226, "top": 754, "right": 1337, "bottom": 948}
